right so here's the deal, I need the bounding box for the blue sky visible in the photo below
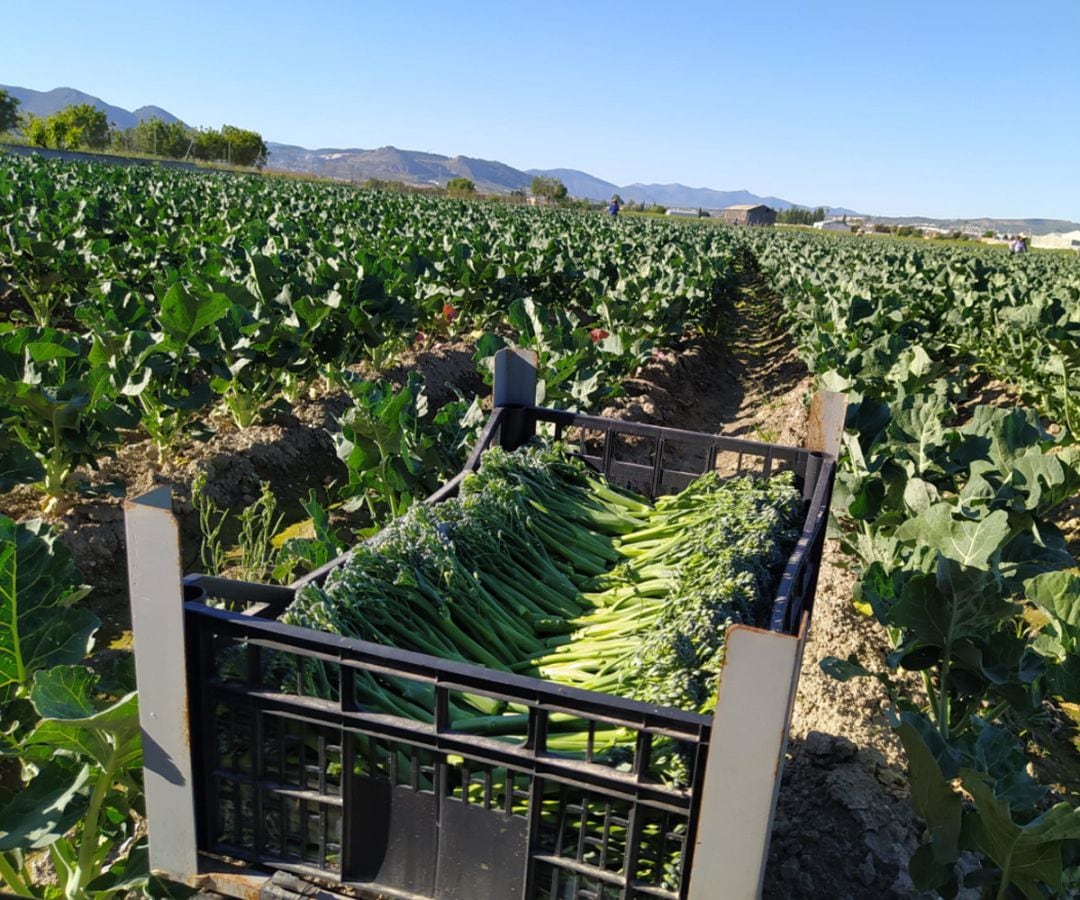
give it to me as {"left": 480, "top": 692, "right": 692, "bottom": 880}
{"left": 5, "top": 1, "right": 1078, "bottom": 219}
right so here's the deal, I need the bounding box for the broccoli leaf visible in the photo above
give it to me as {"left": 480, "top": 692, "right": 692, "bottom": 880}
{"left": 0, "top": 516, "right": 97, "bottom": 689}
{"left": 961, "top": 770, "right": 1080, "bottom": 897}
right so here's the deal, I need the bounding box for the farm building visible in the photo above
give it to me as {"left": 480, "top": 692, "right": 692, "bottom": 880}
{"left": 665, "top": 208, "right": 699, "bottom": 217}
{"left": 721, "top": 204, "right": 776, "bottom": 226}
{"left": 814, "top": 219, "right": 852, "bottom": 233}
{"left": 1032, "top": 230, "right": 1080, "bottom": 251}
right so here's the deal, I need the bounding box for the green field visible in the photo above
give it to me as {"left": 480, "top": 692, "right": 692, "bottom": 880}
{"left": 2, "top": 151, "right": 1080, "bottom": 897}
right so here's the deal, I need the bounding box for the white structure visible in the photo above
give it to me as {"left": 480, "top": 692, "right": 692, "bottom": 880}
{"left": 665, "top": 207, "right": 699, "bottom": 217}
{"left": 1032, "top": 230, "right": 1080, "bottom": 250}
{"left": 814, "top": 219, "right": 851, "bottom": 232}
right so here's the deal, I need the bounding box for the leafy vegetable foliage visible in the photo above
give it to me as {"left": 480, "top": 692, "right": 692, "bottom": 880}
{"left": 0, "top": 517, "right": 148, "bottom": 899}
{"left": 746, "top": 227, "right": 1080, "bottom": 895}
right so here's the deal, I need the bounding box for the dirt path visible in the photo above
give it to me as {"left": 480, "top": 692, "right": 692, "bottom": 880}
{"left": 599, "top": 272, "right": 925, "bottom": 897}
{"left": 724, "top": 287, "right": 924, "bottom": 898}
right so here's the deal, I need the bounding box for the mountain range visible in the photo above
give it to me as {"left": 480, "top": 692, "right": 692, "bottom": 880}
{"left": 264, "top": 142, "right": 858, "bottom": 214}
{"left": 3, "top": 84, "right": 1076, "bottom": 231}
{"left": 525, "top": 168, "right": 795, "bottom": 211}
{"left": 264, "top": 142, "right": 534, "bottom": 194}
{"left": 0, "top": 83, "right": 851, "bottom": 212}
{"left": 869, "top": 215, "right": 1080, "bottom": 237}
{"left": 1, "top": 84, "right": 184, "bottom": 131}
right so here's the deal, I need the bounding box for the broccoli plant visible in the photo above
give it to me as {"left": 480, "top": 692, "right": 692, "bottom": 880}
{"left": 0, "top": 515, "right": 163, "bottom": 898}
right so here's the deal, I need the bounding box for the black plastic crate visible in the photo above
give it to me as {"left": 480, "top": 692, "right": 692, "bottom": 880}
{"left": 181, "top": 403, "right": 835, "bottom": 899}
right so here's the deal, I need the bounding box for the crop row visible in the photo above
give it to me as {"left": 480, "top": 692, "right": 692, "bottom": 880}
{"left": 753, "top": 229, "right": 1080, "bottom": 431}
{"left": 746, "top": 227, "right": 1080, "bottom": 896}
{"left": 0, "top": 153, "right": 738, "bottom": 502}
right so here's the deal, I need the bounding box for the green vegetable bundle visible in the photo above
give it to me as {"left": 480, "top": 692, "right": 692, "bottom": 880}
{"left": 283, "top": 442, "right": 803, "bottom": 750}
{"left": 275, "top": 443, "right": 803, "bottom": 890}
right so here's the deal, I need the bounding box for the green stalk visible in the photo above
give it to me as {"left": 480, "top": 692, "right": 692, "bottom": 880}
{"left": 995, "top": 868, "right": 1012, "bottom": 900}
{"left": 449, "top": 712, "right": 530, "bottom": 736}
{"left": 381, "top": 458, "right": 399, "bottom": 519}
{"left": 410, "top": 579, "right": 511, "bottom": 669}
{"left": 617, "top": 522, "right": 687, "bottom": 545}
{"left": 583, "top": 579, "right": 671, "bottom": 607}
{"left": 982, "top": 698, "right": 1010, "bottom": 724}
{"left": 75, "top": 744, "right": 122, "bottom": 894}
{"left": 43, "top": 431, "right": 72, "bottom": 498}
{"left": 475, "top": 570, "right": 550, "bottom": 620}
{"left": 536, "top": 638, "right": 641, "bottom": 665}
{"left": 529, "top": 508, "right": 622, "bottom": 561}
{"left": 1060, "top": 361, "right": 1074, "bottom": 439}
{"left": 445, "top": 595, "right": 531, "bottom": 660}
{"left": 356, "top": 676, "right": 430, "bottom": 721}
{"left": 0, "top": 853, "right": 31, "bottom": 897}
{"left": 585, "top": 477, "right": 651, "bottom": 514}
{"left": 936, "top": 652, "right": 951, "bottom": 741}
{"left": 368, "top": 612, "right": 461, "bottom": 662}
{"left": 529, "top": 521, "right": 609, "bottom": 574}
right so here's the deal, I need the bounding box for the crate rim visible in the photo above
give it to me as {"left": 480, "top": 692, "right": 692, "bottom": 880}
{"left": 290, "top": 402, "right": 834, "bottom": 604}
{"left": 184, "top": 595, "right": 714, "bottom": 737}
{"left": 182, "top": 397, "right": 836, "bottom": 738}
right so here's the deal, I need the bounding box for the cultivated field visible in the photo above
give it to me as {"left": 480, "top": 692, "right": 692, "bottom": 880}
{"left": 2, "top": 151, "right": 1080, "bottom": 898}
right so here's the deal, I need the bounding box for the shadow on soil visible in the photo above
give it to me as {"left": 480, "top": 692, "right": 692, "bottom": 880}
{"left": 763, "top": 731, "right": 915, "bottom": 899}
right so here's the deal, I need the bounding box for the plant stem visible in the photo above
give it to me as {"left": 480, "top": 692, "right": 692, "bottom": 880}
{"left": 0, "top": 853, "right": 31, "bottom": 897}
{"left": 983, "top": 698, "right": 1010, "bottom": 724}
{"left": 17, "top": 280, "right": 50, "bottom": 329}
{"left": 1062, "top": 361, "right": 1074, "bottom": 439}
{"left": 75, "top": 745, "right": 121, "bottom": 894}
{"left": 45, "top": 433, "right": 67, "bottom": 497}
{"left": 937, "top": 652, "right": 951, "bottom": 741}
{"left": 920, "top": 669, "right": 937, "bottom": 714}
{"left": 995, "top": 862, "right": 1013, "bottom": 900}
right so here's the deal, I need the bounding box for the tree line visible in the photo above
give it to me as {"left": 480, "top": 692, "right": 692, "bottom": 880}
{"left": 445, "top": 176, "right": 575, "bottom": 205}
{"left": 0, "top": 89, "right": 267, "bottom": 168}
{"left": 775, "top": 206, "right": 827, "bottom": 225}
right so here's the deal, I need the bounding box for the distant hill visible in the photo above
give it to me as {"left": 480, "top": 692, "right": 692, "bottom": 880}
{"left": 524, "top": 170, "right": 777, "bottom": 208}
{"left": 269, "top": 146, "right": 811, "bottom": 210}
{"left": 526, "top": 168, "right": 621, "bottom": 201}
{"left": 617, "top": 183, "right": 786, "bottom": 210}
{"left": 868, "top": 215, "right": 1080, "bottom": 237}
{"left": 0, "top": 83, "right": 860, "bottom": 214}
{"left": 1, "top": 84, "right": 185, "bottom": 130}
{"left": 526, "top": 171, "right": 859, "bottom": 216}
{"left": 265, "top": 143, "right": 534, "bottom": 194}
{"left": 264, "top": 146, "right": 853, "bottom": 214}
{"left": 2, "top": 95, "right": 840, "bottom": 211}
{"left": 131, "top": 105, "right": 183, "bottom": 126}
{"left": 14, "top": 82, "right": 1070, "bottom": 226}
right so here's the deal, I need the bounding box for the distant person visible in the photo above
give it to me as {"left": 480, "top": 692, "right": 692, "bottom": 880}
{"left": 608, "top": 198, "right": 620, "bottom": 218}
{"left": 1011, "top": 235, "right": 1027, "bottom": 254}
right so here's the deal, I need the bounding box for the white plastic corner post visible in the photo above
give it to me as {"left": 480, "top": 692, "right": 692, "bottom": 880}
{"left": 492, "top": 348, "right": 538, "bottom": 407}
{"left": 806, "top": 389, "right": 847, "bottom": 459}
{"left": 124, "top": 486, "right": 199, "bottom": 878}
{"left": 687, "top": 624, "right": 807, "bottom": 899}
